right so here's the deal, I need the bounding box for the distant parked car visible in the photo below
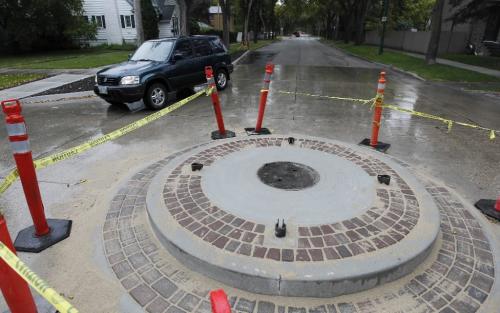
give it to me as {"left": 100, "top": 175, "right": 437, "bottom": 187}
{"left": 293, "top": 31, "right": 301, "bottom": 37}
{"left": 94, "top": 35, "right": 233, "bottom": 110}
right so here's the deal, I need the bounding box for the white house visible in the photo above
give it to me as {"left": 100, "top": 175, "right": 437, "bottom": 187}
{"left": 82, "top": 0, "right": 180, "bottom": 45}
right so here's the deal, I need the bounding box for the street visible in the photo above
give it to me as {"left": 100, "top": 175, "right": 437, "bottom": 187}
{"left": 0, "top": 37, "right": 499, "bottom": 312}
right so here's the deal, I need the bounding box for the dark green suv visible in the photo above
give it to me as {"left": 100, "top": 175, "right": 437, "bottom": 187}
{"left": 94, "top": 35, "right": 233, "bottom": 109}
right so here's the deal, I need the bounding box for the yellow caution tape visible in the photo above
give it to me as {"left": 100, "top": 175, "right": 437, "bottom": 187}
{"left": 282, "top": 89, "right": 499, "bottom": 141}
{"left": 0, "top": 169, "right": 19, "bottom": 195}
{"left": 0, "top": 88, "right": 210, "bottom": 195}
{"left": 278, "top": 90, "right": 375, "bottom": 105}
{"left": 381, "top": 103, "right": 499, "bottom": 139}
{"left": 0, "top": 241, "right": 79, "bottom": 313}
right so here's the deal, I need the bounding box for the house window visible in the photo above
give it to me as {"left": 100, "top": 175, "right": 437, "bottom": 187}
{"left": 91, "top": 15, "right": 106, "bottom": 29}
{"left": 120, "top": 15, "right": 136, "bottom": 29}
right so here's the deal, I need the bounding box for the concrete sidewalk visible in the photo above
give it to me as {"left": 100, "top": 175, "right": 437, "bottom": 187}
{"left": 396, "top": 50, "right": 500, "bottom": 78}
{"left": 0, "top": 73, "right": 94, "bottom": 100}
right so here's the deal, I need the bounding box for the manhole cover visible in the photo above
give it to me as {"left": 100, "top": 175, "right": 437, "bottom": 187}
{"left": 257, "top": 161, "right": 320, "bottom": 190}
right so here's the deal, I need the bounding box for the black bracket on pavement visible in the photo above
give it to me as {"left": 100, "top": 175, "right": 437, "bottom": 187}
{"left": 360, "top": 138, "right": 391, "bottom": 153}
{"left": 244, "top": 127, "right": 272, "bottom": 136}
{"left": 377, "top": 175, "right": 391, "bottom": 185}
{"left": 211, "top": 130, "right": 236, "bottom": 140}
{"left": 14, "top": 219, "right": 72, "bottom": 253}
{"left": 474, "top": 199, "right": 500, "bottom": 221}
{"left": 275, "top": 219, "right": 286, "bottom": 238}
{"left": 191, "top": 163, "right": 204, "bottom": 171}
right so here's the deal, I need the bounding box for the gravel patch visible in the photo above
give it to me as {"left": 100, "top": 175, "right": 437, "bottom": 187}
{"left": 33, "top": 75, "right": 94, "bottom": 97}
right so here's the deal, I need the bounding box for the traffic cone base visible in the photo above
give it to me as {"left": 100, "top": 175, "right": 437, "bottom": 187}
{"left": 211, "top": 130, "right": 236, "bottom": 140}
{"left": 360, "top": 138, "right": 391, "bottom": 153}
{"left": 245, "top": 127, "right": 272, "bottom": 135}
{"left": 474, "top": 199, "right": 500, "bottom": 221}
{"left": 14, "top": 219, "right": 72, "bottom": 253}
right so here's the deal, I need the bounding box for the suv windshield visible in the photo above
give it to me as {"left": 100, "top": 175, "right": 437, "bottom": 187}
{"left": 130, "top": 41, "right": 174, "bottom": 62}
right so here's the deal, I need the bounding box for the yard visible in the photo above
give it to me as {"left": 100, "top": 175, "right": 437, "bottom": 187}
{"left": 0, "top": 73, "right": 47, "bottom": 90}
{"left": 0, "top": 45, "right": 134, "bottom": 70}
{"left": 328, "top": 41, "right": 500, "bottom": 83}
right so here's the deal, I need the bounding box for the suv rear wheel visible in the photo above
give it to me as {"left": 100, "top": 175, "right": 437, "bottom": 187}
{"left": 215, "top": 69, "right": 228, "bottom": 90}
{"left": 145, "top": 83, "right": 168, "bottom": 110}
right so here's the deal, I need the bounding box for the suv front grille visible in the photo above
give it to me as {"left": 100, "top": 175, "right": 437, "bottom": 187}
{"left": 97, "top": 76, "right": 120, "bottom": 86}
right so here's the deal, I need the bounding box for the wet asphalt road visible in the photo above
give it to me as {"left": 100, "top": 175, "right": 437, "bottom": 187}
{"left": 1, "top": 36, "right": 499, "bottom": 223}
{"left": 0, "top": 36, "right": 499, "bottom": 312}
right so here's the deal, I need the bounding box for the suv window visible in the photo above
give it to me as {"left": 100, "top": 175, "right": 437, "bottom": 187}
{"left": 173, "top": 40, "right": 193, "bottom": 58}
{"left": 209, "top": 38, "right": 227, "bottom": 53}
{"left": 192, "top": 39, "right": 213, "bottom": 57}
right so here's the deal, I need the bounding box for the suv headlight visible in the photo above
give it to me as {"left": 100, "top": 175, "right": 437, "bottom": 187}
{"left": 95, "top": 75, "right": 98, "bottom": 83}
{"left": 120, "top": 76, "right": 140, "bottom": 85}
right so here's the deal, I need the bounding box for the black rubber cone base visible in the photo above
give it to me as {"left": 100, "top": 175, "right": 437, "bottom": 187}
{"left": 360, "top": 138, "right": 391, "bottom": 152}
{"left": 245, "top": 127, "right": 272, "bottom": 135}
{"left": 14, "top": 219, "right": 72, "bottom": 253}
{"left": 474, "top": 199, "right": 500, "bottom": 221}
{"left": 211, "top": 130, "right": 236, "bottom": 140}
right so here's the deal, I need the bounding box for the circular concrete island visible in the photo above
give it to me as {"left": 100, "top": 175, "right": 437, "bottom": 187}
{"left": 145, "top": 136, "right": 441, "bottom": 297}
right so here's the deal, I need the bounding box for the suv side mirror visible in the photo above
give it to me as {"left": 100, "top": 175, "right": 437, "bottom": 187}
{"left": 172, "top": 53, "right": 184, "bottom": 62}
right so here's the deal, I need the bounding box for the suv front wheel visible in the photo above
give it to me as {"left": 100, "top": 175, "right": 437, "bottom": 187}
{"left": 215, "top": 69, "right": 228, "bottom": 90}
{"left": 145, "top": 83, "right": 168, "bottom": 110}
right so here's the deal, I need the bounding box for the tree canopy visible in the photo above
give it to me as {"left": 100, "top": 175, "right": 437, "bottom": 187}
{"left": 275, "top": 0, "right": 436, "bottom": 43}
{"left": 0, "top": 0, "right": 96, "bottom": 52}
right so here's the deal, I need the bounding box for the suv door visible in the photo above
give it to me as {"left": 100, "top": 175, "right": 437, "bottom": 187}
{"left": 191, "top": 38, "right": 214, "bottom": 84}
{"left": 168, "top": 39, "right": 197, "bottom": 88}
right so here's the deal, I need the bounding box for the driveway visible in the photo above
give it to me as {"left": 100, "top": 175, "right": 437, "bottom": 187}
{"left": 0, "top": 37, "right": 499, "bottom": 312}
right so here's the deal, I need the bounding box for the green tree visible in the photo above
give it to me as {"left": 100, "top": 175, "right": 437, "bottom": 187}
{"left": 141, "top": 0, "right": 159, "bottom": 40}
{"left": 0, "top": 0, "right": 96, "bottom": 52}
{"left": 449, "top": 0, "right": 500, "bottom": 41}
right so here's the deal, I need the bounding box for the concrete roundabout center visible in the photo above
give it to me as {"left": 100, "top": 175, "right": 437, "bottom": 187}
{"left": 104, "top": 135, "right": 498, "bottom": 312}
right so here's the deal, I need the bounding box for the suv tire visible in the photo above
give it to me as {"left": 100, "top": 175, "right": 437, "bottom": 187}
{"left": 215, "top": 69, "right": 228, "bottom": 90}
{"left": 145, "top": 83, "right": 168, "bottom": 110}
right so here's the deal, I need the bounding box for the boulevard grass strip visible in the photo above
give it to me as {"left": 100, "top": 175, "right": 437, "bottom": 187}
{"left": 0, "top": 73, "right": 48, "bottom": 90}
{"left": 441, "top": 53, "right": 500, "bottom": 71}
{"left": 328, "top": 41, "right": 500, "bottom": 83}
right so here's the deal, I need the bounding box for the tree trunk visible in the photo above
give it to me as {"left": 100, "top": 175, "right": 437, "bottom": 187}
{"left": 134, "top": 0, "right": 144, "bottom": 45}
{"left": 243, "top": 0, "right": 254, "bottom": 45}
{"left": 220, "top": 0, "right": 231, "bottom": 46}
{"left": 178, "top": 0, "right": 191, "bottom": 36}
{"left": 259, "top": 6, "right": 266, "bottom": 38}
{"left": 425, "top": 0, "right": 445, "bottom": 64}
{"left": 354, "top": 0, "right": 369, "bottom": 45}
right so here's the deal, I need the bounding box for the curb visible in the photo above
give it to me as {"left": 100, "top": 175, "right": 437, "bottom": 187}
{"left": 232, "top": 50, "right": 251, "bottom": 66}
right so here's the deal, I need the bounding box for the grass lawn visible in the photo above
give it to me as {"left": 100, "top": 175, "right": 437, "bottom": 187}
{"left": 229, "top": 39, "right": 278, "bottom": 55}
{"left": 0, "top": 46, "right": 134, "bottom": 69}
{"left": 441, "top": 53, "right": 500, "bottom": 71}
{"left": 328, "top": 41, "right": 500, "bottom": 83}
{"left": 0, "top": 73, "right": 48, "bottom": 90}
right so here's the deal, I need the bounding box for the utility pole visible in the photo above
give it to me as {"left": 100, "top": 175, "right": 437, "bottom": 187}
{"left": 378, "top": 0, "right": 389, "bottom": 55}
{"left": 134, "top": 0, "right": 144, "bottom": 45}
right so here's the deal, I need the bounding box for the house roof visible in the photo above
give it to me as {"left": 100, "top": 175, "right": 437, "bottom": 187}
{"left": 208, "top": 6, "right": 222, "bottom": 14}
{"left": 127, "top": 0, "right": 176, "bottom": 21}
